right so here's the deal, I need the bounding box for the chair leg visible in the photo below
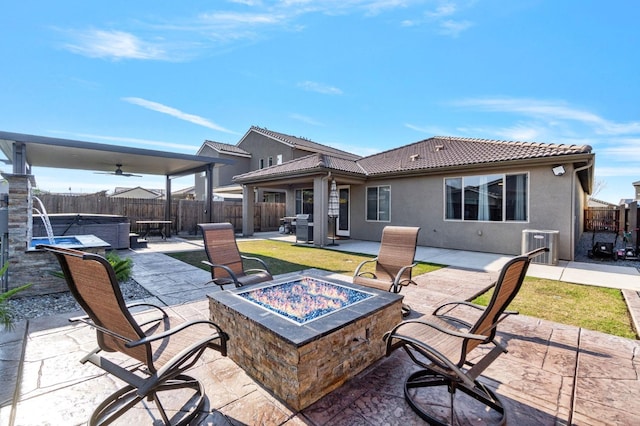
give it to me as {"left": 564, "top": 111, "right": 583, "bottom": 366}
{"left": 90, "top": 374, "right": 206, "bottom": 426}
{"left": 404, "top": 369, "right": 506, "bottom": 425}
{"left": 401, "top": 303, "right": 412, "bottom": 317}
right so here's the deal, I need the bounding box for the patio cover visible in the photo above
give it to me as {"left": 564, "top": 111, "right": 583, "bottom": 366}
{"left": 0, "top": 131, "right": 235, "bottom": 222}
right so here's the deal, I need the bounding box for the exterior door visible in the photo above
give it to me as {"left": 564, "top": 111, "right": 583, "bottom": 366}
{"left": 337, "top": 186, "right": 350, "bottom": 237}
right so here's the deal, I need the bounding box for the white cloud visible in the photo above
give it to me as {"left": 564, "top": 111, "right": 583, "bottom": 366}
{"left": 62, "top": 29, "right": 170, "bottom": 61}
{"left": 594, "top": 166, "right": 640, "bottom": 177}
{"left": 438, "top": 19, "right": 473, "bottom": 37}
{"left": 426, "top": 3, "right": 457, "bottom": 18}
{"left": 598, "top": 140, "right": 640, "bottom": 161}
{"left": 122, "top": 97, "right": 237, "bottom": 134}
{"left": 404, "top": 123, "right": 449, "bottom": 135}
{"left": 401, "top": 1, "right": 474, "bottom": 36}
{"left": 453, "top": 97, "right": 640, "bottom": 137}
{"left": 290, "top": 113, "right": 324, "bottom": 126}
{"left": 297, "top": 81, "right": 343, "bottom": 95}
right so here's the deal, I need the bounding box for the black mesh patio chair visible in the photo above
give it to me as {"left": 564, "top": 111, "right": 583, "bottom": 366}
{"left": 40, "top": 245, "right": 229, "bottom": 426}
{"left": 383, "top": 247, "right": 548, "bottom": 425}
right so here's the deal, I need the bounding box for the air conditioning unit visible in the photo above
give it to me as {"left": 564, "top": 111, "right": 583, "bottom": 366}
{"left": 522, "top": 230, "right": 559, "bottom": 265}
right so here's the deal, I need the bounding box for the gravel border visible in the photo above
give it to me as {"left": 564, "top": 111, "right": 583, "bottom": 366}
{"left": 6, "top": 279, "right": 152, "bottom": 321}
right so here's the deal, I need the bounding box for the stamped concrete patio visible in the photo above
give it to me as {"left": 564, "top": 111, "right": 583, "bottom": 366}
{"left": 2, "top": 237, "right": 640, "bottom": 425}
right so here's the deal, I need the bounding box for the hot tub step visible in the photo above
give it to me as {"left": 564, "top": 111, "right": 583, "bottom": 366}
{"left": 129, "top": 233, "right": 148, "bottom": 249}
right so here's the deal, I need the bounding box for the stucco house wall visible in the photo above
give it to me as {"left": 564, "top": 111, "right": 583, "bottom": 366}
{"left": 341, "top": 163, "right": 585, "bottom": 260}
{"left": 238, "top": 132, "right": 294, "bottom": 170}
{"left": 232, "top": 133, "right": 593, "bottom": 261}
{"left": 196, "top": 143, "right": 251, "bottom": 187}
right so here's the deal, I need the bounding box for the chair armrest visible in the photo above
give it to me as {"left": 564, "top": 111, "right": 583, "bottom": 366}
{"left": 354, "top": 257, "right": 378, "bottom": 277}
{"left": 244, "top": 268, "right": 271, "bottom": 276}
{"left": 125, "top": 302, "right": 169, "bottom": 327}
{"left": 433, "top": 301, "right": 518, "bottom": 319}
{"left": 392, "top": 263, "right": 418, "bottom": 290}
{"left": 241, "top": 255, "right": 271, "bottom": 274}
{"left": 201, "top": 260, "right": 241, "bottom": 286}
{"left": 384, "top": 319, "right": 493, "bottom": 384}
{"left": 386, "top": 318, "right": 490, "bottom": 345}
{"left": 433, "top": 301, "right": 485, "bottom": 316}
{"left": 126, "top": 319, "right": 228, "bottom": 349}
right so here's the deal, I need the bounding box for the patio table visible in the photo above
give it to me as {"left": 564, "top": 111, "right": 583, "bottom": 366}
{"left": 136, "top": 220, "right": 172, "bottom": 240}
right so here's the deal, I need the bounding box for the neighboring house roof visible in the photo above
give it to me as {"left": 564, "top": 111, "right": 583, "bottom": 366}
{"left": 588, "top": 197, "right": 618, "bottom": 208}
{"left": 172, "top": 186, "right": 195, "bottom": 195}
{"left": 110, "top": 186, "right": 163, "bottom": 198}
{"left": 234, "top": 136, "right": 593, "bottom": 184}
{"left": 245, "top": 126, "right": 362, "bottom": 161}
{"left": 199, "top": 140, "right": 251, "bottom": 158}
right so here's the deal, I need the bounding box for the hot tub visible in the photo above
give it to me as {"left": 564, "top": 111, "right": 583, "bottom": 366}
{"left": 32, "top": 213, "right": 130, "bottom": 249}
{"left": 29, "top": 235, "right": 111, "bottom": 251}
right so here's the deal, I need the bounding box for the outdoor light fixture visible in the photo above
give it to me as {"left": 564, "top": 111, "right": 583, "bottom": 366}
{"left": 552, "top": 165, "right": 566, "bottom": 176}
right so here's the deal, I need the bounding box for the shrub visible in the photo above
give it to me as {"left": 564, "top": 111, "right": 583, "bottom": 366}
{"left": 106, "top": 251, "right": 133, "bottom": 282}
{"left": 0, "top": 263, "right": 32, "bottom": 329}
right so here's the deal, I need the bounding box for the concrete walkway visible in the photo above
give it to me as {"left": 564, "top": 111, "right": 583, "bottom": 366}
{"left": 2, "top": 235, "right": 640, "bottom": 425}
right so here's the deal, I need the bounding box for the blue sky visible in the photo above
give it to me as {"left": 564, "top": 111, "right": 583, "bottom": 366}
{"left": 1, "top": 1, "right": 639, "bottom": 203}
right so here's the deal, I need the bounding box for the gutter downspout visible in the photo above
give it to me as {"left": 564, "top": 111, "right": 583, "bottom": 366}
{"left": 570, "top": 159, "right": 594, "bottom": 260}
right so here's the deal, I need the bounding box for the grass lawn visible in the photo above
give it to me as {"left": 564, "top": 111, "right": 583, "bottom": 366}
{"left": 472, "top": 277, "right": 636, "bottom": 339}
{"left": 168, "top": 239, "right": 636, "bottom": 339}
{"left": 168, "top": 239, "right": 442, "bottom": 277}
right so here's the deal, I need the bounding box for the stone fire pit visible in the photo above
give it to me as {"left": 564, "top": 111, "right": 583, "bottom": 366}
{"left": 208, "top": 272, "right": 403, "bottom": 410}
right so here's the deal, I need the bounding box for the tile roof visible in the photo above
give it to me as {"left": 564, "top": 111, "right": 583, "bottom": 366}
{"left": 358, "top": 136, "right": 593, "bottom": 176}
{"left": 234, "top": 136, "right": 593, "bottom": 183}
{"left": 234, "top": 153, "right": 365, "bottom": 182}
{"left": 249, "top": 126, "right": 362, "bottom": 161}
{"left": 202, "top": 140, "right": 251, "bottom": 157}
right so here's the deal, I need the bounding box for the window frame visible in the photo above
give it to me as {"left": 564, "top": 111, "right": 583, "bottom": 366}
{"left": 443, "top": 172, "right": 529, "bottom": 223}
{"left": 365, "top": 185, "right": 391, "bottom": 222}
{"left": 295, "top": 188, "right": 314, "bottom": 215}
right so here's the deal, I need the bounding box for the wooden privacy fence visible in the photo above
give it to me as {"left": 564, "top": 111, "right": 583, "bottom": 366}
{"left": 584, "top": 207, "right": 620, "bottom": 232}
{"left": 35, "top": 193, "right": 285, "bottom": 234}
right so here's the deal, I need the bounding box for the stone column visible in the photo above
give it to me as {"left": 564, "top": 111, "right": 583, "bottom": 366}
{"left": 313, "top": 176, "right": 329, "bottom": 246}
{"left": 242, "top": 185, "right": 255, "bottom": 237}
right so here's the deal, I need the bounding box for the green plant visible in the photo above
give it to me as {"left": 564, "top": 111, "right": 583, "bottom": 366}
{"left": 0, "top": 263, "right": 32, "bottom": 329}
{"left": 105, "top": 252, "right": 133, "bottom": 282}
{"left": 50, "top": 251, "right": 133, "bottom": 283}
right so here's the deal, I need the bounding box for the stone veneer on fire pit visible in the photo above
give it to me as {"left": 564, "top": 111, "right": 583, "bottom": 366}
{"left": 208, "top": 272, "right": 403, "bottom": 411}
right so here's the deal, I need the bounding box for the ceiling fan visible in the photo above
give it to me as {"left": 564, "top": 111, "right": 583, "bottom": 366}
{"left": 95, "top": 164, "right": 142, "bottom": 177}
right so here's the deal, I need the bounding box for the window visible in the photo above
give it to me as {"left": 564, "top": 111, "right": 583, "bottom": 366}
{"left": 295, "top": 189, "right": 313, "bottom": 214}
{"left": 276, "top": 154, "right": 283, "bottom": 165}
{"left": 259, "top": 159, "right": 264, "bottom": 169}
{"left": 366, "top": 186, "right": 390, "bottom": 221}
{"left": 268, "top": 156, "right": 273, "bottom": 167}
{"left": 445, "top": 173, "right": 528, "bottom": 222}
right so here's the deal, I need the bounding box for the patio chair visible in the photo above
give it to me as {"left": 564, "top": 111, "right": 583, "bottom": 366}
{"left": 198, "top": 222, "right": 273, "bottom": 288}
{"left": 353, "top": 226, "right": 421, "bottom": 315}
{"left": 383, "top": 247, "right": 548, "bottom": 425}
{"left": 40, "top": 245, "right": 229, "bottom": 426}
